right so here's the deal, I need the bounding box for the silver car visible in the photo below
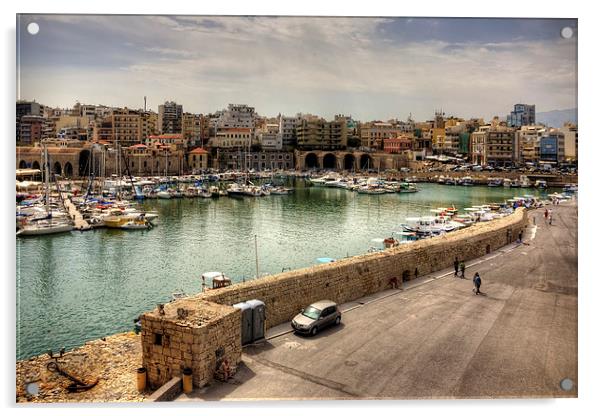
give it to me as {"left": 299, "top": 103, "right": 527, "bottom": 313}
{"left": 291, "top": 300, "right": 341, "bottom": 336}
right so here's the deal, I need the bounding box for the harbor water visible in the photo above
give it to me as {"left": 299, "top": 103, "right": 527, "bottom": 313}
{"left": 16, "top": 181, "right": 556, "bottom": 359}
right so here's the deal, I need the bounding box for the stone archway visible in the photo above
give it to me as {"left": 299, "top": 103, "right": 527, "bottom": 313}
{"left": 32, "top": 161, "right": 40, "bottom": 170}
{"left": 19, "top": 160, "right": 28, "bottom": 169}
{"left": 343, "top": 154, "right": 355, "bottom": 171}
{"left": 359, "top": 154, "right": 373, "bottom": 170}
{"left": 79, "top": 149, "right": 91, "bottom": 177}
{"left": 53, "top": 161, "right": 62, "bottom": 176}
{"left": 305, "top": 153, "right": 319, "bottom": 169}
{"left": 322, "top": 153, "right": 337, "bottom": 170}
{"left": 64, "top": 162, "right": 74, "bottom": 178}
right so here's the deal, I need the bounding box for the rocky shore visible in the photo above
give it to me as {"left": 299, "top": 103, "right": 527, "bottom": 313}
{"left": 16, "top": 332, "right": 146, "bottom": 403}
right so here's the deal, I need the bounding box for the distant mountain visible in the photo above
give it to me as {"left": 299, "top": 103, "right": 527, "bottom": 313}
{"left": 536, "top": 108, "right": 577, "bottom": 128}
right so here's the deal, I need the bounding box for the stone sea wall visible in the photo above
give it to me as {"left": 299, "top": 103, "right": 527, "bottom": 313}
{"left": 199, "top": 207, "right": 528, "bottom": 328}
{"left": 141, "top": 208, "right": 528, "bottom": 389}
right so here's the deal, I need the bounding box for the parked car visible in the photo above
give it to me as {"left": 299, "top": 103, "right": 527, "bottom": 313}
{"left": 291, "top": 300, "right": 341, "bottom": 336}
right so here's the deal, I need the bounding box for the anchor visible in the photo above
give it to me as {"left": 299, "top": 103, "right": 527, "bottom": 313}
{"left": 46, "top": 359, "right": 99, "bottom": 393}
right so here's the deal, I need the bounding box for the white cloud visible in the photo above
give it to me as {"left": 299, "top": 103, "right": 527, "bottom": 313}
{"left": 19, "top": 16, "right": 577, "bottom": 120}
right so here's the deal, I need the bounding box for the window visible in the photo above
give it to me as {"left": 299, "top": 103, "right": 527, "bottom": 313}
{"left": 154, "top": 333, "right": 162, "bottom": 346}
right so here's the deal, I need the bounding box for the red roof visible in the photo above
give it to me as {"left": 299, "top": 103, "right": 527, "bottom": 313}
{"left": 189, "top": 147, "right": 208, "bottom": 155}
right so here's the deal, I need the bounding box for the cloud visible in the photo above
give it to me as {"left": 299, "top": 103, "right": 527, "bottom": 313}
{"left": 18, "top": 15, "right": 577, "bottom": 121}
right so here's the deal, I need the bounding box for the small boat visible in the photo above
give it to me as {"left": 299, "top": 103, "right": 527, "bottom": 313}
{"left": 487, "top": 178, "right": 503, "bottom": 187}
{"left": 503, "top": 178, "right": 512, "bottom": 188}
{"left": 461, "top": 176, "right": 474, "bottom": 186}
{"left": 201, "top": 271, "right": 232, "bottom": 291}
{"left": 534, "top": 180, "right": 548, "bottom": 189}
{"left": 157, "top": 190, "right": 172, "bottom": 199}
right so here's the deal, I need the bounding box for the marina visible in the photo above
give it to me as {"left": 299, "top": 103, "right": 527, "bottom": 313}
{"left": 16, "top": 178, "right": 568, "bottom": 360}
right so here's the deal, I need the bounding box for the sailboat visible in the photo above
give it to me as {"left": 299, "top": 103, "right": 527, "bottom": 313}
{"left": 17, "top": 145, "right": 74, "bottom": 236}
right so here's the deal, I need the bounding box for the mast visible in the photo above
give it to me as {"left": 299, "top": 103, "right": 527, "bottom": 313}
{"left": 44, "top": 144, "right": 49, "bottom": 214}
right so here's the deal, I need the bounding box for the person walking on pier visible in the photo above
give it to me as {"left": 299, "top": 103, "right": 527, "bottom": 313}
{"left": 453, "top": 257, "right": 459, "bottom": 277}
{"left": 473, "top": 272, "right": 482, "bottom": 295}
{"left": 460, "top": 260, "right": 466, "bottom": 279}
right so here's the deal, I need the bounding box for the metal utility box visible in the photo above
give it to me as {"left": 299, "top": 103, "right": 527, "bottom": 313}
{"left": 233, "top": 301, "right": 253, "bottom": 346}
{"left": 246, "top": 299, "right": 266, "bottom": 341}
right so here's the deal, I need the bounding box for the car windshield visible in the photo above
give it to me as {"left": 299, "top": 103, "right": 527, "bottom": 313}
{"left": 302, "top": 306, "right": 321, "bottom": 320}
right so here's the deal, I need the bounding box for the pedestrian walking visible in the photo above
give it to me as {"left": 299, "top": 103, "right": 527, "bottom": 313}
{"left": 473, "top": 272, "right": 482, "bottom": 295}
{"left": 549, "top": 212, "right": 553, "bottom": 225}
{"left": 460, "top": 260, "right": 466, "bottom": 278}
{"left": 453, "top": 257, "right": 459, "bottom": 277}
{"left": 518, "top": 230, "right": 523, "bottom": 243}
{"left": 544, "top": 209, "right": 549, "bottom": 219}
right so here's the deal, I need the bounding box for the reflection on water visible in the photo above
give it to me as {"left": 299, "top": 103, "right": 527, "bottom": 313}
{"left": 16, "top": 181, "right": 554, "bottom": 359}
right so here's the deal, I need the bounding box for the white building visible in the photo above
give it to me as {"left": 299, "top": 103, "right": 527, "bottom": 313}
{"left": 558, "top": 123, "right": 577, "bottom": 161}
{"left": 216, "top": 104, "right": 257, "bottom": 129}
{"left": 278, "top": 114, "right": 301, "bottom": 149}
{"left": 257, "top": 123, "right": 283, "bottom": 150}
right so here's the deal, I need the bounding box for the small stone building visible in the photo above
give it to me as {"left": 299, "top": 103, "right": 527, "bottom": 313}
{"left": 140, "top": 298, "right": 241, "bottom": 389}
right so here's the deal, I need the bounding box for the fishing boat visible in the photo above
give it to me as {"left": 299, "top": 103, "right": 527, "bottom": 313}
{"left": 157, "top": 190, "right": 172, "bottom": 199}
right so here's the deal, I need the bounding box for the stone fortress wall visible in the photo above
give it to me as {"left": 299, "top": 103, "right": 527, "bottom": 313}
{"left": 141, "top": 208, "right": 528, "bottom": 389}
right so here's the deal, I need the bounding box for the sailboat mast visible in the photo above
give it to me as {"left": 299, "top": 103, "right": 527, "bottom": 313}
{"left": 44, "top": 144, "right": 49, "bottom": 214}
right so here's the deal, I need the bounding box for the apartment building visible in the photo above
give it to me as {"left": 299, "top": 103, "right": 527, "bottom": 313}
{"left": 158, "top": 101, "right": 183, "bottom": 134}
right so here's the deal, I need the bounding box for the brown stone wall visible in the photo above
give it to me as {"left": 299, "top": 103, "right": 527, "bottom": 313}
{"left": 199, "top": 208, "right": 528, "bottom": 328}
{"left": 140, "top": 300, "right": 241, "bottom": 389}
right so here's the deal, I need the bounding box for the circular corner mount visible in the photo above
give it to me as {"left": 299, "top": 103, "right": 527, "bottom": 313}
{"left": 27, "top": 22, "right": 40, "bottom": 35}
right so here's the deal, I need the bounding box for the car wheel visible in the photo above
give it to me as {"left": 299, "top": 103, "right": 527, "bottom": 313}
{"left": 310, "top": 326, "right": 318, "bottom": 336}
{"left": 335, "top": 316, "right": 341, "bottom": 325}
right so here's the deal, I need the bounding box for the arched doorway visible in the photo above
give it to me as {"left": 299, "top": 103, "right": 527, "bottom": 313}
{"left": 64, "top": 162, "right": 74, "bottom": 178}
{"left": 79, "top": 149, "right": 91, "bottom": 177}
{"left": 32, "top": 161, "right": 40, "bottom": 170}
{"left": 305, "top": 153, "right": 319, "bottom": 169}
{"left": 322, "top": 153, "right": 336, "bottom": 170}
{"left": 343, "top": 154, "right": 355, "bottom": 170}
{"left": 19, "top": 160, "right": 27, "bottom": 169}
{"left": 359, "top": 154, "right": 373, "bottom": 170}
{"left": 53, "top": 162, "right": 62, "bottom": 176}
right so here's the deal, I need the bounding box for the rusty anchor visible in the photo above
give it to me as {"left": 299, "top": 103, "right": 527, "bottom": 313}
{"left": 46, "top": 361, "right": 99, "bottom": 393}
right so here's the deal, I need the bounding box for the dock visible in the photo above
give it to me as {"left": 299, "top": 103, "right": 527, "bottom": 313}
{"left": 63, "top": 196, "right": 92, "bottom": 231}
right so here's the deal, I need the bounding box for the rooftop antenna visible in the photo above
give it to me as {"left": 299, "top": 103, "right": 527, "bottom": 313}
{"left": 144, "top": 96, "right": 147, "bottom": 112}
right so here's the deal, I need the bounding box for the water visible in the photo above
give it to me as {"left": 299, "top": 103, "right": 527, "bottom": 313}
{"left": 16, "top": 181, "right": 555, "bottom": 359}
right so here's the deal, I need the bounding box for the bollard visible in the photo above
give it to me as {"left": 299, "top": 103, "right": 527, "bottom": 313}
{"left": 182, "top": 368, "right": 193, "bottom": 394}
{"left": 136, "top": 367, "right": 147, "bottom": 392}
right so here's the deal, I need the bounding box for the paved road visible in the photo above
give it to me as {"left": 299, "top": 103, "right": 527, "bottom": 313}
{"left": 178, "top": 201, "right": 578, "bottom": 401}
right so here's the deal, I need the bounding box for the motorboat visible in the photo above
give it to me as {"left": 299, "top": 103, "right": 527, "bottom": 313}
{"left": 487, "top": 178, "right": 503, "bottom": 187}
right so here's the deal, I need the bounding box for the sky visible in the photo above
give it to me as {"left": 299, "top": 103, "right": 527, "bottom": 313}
{"left": 16, "top": 15, "right": 577, "bottom": 122}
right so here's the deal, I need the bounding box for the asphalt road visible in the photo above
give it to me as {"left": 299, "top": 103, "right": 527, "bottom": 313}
{"left": 178, "top": 201, "right": 578, "bottom": 401}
